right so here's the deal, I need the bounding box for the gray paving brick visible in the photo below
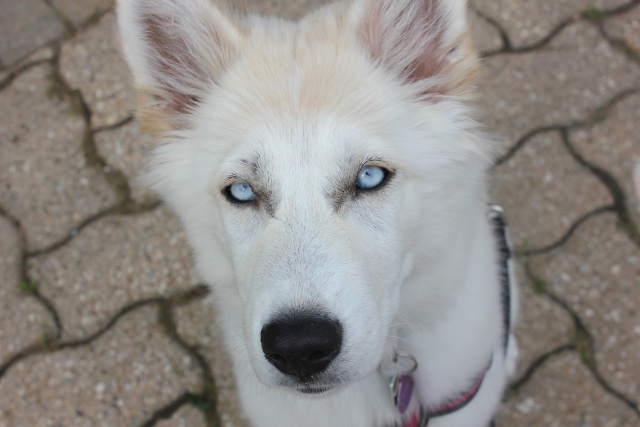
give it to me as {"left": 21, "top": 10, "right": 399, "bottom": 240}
{"left": 477, "top": 21, "right": 640, "bottom": 150}
{"left": 52, "top": 0, "right": 113, "bottom": 28}
{"left": 511, "top": 266, "right": 575, "bottom": 380}
{"left": 60, "top": 12, "right": 134, "bottom": 129}
{"left": 571, "top": 93, "right": 640, "bottom": 226}
{"left": 0, "top": 217, "right": 53, "bottom": 363}
{"left": 95, "top": 119, "right": 158, "bottom": 204}
{"left": 0, "top": 0, "right": 65, "bottom": 66}
{"left": 0, "top": 64, "right": 118, "bottom": 251}
{"left": 497, "top": 352, "right": 638, "bottom": 426}
{"left": 28, "top": 207, "right": 198, "bottom": 341}
{"left": 0, "top": 306, "right": 202, "bottom": 427}
{"left": 531, "top": 213, "right": 640, "bottom": 402}
{"left": 491, "top": 132, "right": 612, "bottom": 250}
{"left": 469, "top": 7, "right": 504, "bottom": 54}
{"left": 175, "top": 297, "right": 249, "bottom": 427}
{"left": 156, "top": 405, "right": 206, "bottom": 427}
{"left": 605, "top": 4, "right": 640, "bottom": 53}
{"left": 473, "top": 0, "right": 627, "bottom": 48}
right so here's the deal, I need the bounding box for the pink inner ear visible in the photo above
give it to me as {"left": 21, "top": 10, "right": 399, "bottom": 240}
{"left": 143, "top": 13, "right": 207, "bottom": 113}
{"left": 357, "top": 0, "right": 448, "bottom": 83}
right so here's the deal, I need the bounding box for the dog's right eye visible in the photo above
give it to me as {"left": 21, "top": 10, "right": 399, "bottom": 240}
{"left": 226, "top": 182, "right": 256, "bottom": 203}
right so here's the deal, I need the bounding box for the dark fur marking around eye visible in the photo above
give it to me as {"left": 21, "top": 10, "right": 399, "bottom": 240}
{"left": 329, "top": 160, "right": 395, "bottom": 211}
{"left": 223, "top": 156, "right": 278, "bottom": 217}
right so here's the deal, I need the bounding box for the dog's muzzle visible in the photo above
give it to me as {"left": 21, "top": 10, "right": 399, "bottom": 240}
{"left": 261, "top": 313, "right": 342, "bottom": 383}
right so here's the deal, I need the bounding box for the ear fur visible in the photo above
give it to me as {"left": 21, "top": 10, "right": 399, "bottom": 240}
{"left": 351, "top": 0, "right": 479, "bottom": 98}
{"left": 117, "top": 0, "right": 243, "bottom": 134}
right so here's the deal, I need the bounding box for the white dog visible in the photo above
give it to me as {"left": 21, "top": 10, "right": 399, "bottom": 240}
{"left": 117, "top": 0, "right": 518, "bottom": 425}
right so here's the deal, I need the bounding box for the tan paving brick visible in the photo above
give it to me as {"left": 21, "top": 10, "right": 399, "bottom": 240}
{"left": 0, "top": 64, "right": 118, "bottom": 251}
{"left": 156, "top": 405, "right": 206, "bottom": 427}
{"left": 531, "top": 213, "right": 640, "bottom": 402}
{"left": 491, "top": 132, "right": 612, "bottom": 250}
{"left": 605, "top": 4, "right": 640, "bottom": 53}
{"left": 28, "top": 207, "right": 198, "bottom": 341}
{"left": 52, "top": 0, "right": 113, "bottom": 28}
{"left": 95, "top": 119, "right": 158, "bottom": 204}
{"left": 511, "top": 266, "right": 575, "bottom": 380}
{"left": 497, "top": 352, "right": 638, "bottom": 426}
{"left": 60, "top": 12, "right": 134, "bottom": 129}
{"left": 571, "top": 93, "right": 640, "bottom": 226}
{"left": 468, "top": 7, "right": 504, "bottom": 54}
{"left": 473, "top": 0, "right": 627, "bottom": 48}
{"left": 0, "top": 0, "right": 65, "bottom": 65}
{"left": 175, "top": 297, "right": 249, "bottom": 427}
{"left": 0, "top": 306, "right": 202, "bottom": 427}
{"left": 0, "top": 217, "right": 54, "bottom": 363}
{"left": 477, "top": 21, "right": 640, "bottom": 149}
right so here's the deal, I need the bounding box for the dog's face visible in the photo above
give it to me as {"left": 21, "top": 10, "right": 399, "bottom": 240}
{"left": 118, "top": 0, "right": 489, "bottom": 394}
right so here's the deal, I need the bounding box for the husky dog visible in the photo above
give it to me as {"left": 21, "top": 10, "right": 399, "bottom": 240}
{"left": 117, "top": 0, "right": 518, "bottom": 425}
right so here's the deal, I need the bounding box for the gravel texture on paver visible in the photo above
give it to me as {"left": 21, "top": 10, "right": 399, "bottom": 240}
{"left": 491, "top": 131, "right": 613, "bottom": 250}
{"left": 0, "top": 306, "right": 202, "bottom": 427}
{"left": 571, "top": 92, "right": 640, "bottom": 226}
{"left": 95, "top": 119, "right": 158, "bottom": 204}
{"left": 0, "top": 217, "right": 54, "bottom": 363}
{"left": 28, "top": 207, "right": 198, "bottom": 341}
{"left": 496, "top": 352, "right": 639, "bottom": 426}
{"left": 52, "top": 0, "right": 114, "bottom": 29}
{"left": 60, "top": 12, "right": 135, "bottom": 129}
{"left": 0, "top": 0, "right": 65, "bottom": 66}
{"left": 531, "top": 213, "right": 640, "bottom": 402}
{"left": 477, "top": 21, "right": 640, "bottom": 150}
{"left": 0, "top": 64, "right": 118, "bottom": 251}
{"left": 473, "top": 0, "right": 628, "bottom": 47}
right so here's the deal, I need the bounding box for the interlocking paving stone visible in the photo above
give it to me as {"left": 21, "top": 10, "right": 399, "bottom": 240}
{"left": 477, "top": 21, "right": 640, "bottom": 149}
{"left": 472, "top": 0, "right": 627, "bottom": 48}
{"left": 28, "top": 207, "right": 198, "bottom": 341}
{"left": 52, "top": 0, "right": 113, "bottom": 28}
{"left": 0, "top": 217, "right": 53, "bottom": 363}
{"left": 511, "top": 266, "right": 574, "bottom": 379}
{"left": 0, "top": 0, "right": 65, "bottom": 66}
{"left": 468, "top": 7, "right": 504, "bottom": 54}
{"left": 0, "top": 64, "right": 118, "bottom": 251}
{"left": 156, "top": 405, "right": 206, "bottom": 427}
{"left": 496, "top": 352, "right": 639, "bottom": 426}
{"left": 531, "top": 213, "right": 640, "bottom": 402}
{"left": 0, "top": 306, "right": 202, "bottom": 427}
{"left": 60, "top": 12, "right": 135, "bottom": 129}
{"left": 95, "top": 119, "right": 158, "bottom": 203}
{"left": 491, "top": 132, "right": 612, "bottom": 250}
{"left": 572, "top": 93, "right": 640, "bottom": 225}
{"left": 175, "top": 298, "right": 248, "bottom": 427}
{"left": 605, "top": 4, "right": 640, "bottom": 53}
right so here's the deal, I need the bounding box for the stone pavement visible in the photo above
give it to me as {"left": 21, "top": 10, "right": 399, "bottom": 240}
{"left": 0, "top": 0, "right": 639, "bottom": 425}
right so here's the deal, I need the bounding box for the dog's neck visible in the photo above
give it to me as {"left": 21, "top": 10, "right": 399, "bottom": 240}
{"left": 389, "top": 211, "right": 503, "bottom": 411}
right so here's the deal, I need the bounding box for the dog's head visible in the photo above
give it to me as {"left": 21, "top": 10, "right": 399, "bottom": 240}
{"left": 118, "top": 0, "right": 491, "bottom": 394}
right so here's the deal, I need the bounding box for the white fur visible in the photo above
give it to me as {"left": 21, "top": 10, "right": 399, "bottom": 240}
{"left": 117, "top": 0, "right": 518, "bottom": 426}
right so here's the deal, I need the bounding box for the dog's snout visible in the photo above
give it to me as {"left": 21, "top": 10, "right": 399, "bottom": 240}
{"left": 261, "top": 314, "right": 342, "bottom": 381}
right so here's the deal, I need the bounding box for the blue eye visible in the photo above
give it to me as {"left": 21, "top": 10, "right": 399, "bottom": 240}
{"left": 228, "top": 182, "right": 256, "bottom": 202}
{"left": 356, "top": 165, "right": 387, "bottom": 190}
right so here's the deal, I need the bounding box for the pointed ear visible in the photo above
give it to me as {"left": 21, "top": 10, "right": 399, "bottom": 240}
{"left": 117, "top": 0, "right": 243, "bottom": 134}
{"left": 352, "top": 0, "right": 478, "bottom": 98}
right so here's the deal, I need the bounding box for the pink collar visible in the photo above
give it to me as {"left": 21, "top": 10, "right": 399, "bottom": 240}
{"left": 388, "top": 357, "right": 492, "bottom": 427}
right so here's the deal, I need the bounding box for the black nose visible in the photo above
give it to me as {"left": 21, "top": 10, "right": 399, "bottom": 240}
{"left": 261, "top": 314, "right": 342, "bottom": 381}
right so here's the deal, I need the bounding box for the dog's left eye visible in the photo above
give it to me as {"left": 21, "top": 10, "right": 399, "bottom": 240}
{"left": 227, "top": 182, "right": 256, "bottom": 202}
{"left": 356, "top": 165, "right": 388, "bottom": 190}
